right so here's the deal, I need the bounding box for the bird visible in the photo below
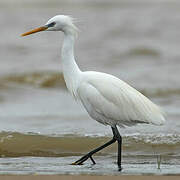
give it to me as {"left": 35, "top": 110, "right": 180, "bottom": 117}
{"left": 21, "top": 15, "right": 165, "bottom": 171}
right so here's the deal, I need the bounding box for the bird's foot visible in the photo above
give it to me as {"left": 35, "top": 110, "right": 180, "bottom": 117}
{"left": 89, "top": 156, "right": 96, "bottom": 164}
{"left": 71, "top": 158, "right": 87, "bottom": 165}
{"left": 118, "top": 166, "right": 122, "bottom": 171}
{"left": 71, "top": 161, "right": 83, "bottom": 165}
{"left": 71, "top": 154, "right": 96, "bottom": 165}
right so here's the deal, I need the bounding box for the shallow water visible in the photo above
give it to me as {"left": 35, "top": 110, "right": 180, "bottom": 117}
{"left": 1, "top": 156, "right": 180, "bottom": 175}
{"left": 0, "top": 0, "right": 180, "bottom": 175}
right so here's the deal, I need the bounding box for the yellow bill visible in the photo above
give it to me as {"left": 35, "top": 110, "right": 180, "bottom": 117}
{"left": 21, "top": 26, "right": 48, "bottom": 36}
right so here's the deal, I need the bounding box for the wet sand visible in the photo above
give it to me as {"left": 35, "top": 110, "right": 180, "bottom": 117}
{"left": 0, "top": 175, "right": 180, "bottom": 180}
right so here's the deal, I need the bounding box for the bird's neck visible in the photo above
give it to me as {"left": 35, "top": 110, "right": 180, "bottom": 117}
{"left": 61, "top": 33, "right": 81, "bottom": 97}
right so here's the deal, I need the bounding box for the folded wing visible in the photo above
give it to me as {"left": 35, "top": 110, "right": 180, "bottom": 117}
{"left": 77, "top": 72, "right": 165, "bottom": 127}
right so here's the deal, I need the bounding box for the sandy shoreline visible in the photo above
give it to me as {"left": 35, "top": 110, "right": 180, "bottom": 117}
{"left": 0, "top": 175, "right": 180, "bottom": 180}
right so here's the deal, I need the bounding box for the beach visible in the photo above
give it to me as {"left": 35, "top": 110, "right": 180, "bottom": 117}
{"left": 0, "top": 0, "right": 180, "bottom": 176}
{"left": 0, "top": 175, "right": 180, "bottom": 180}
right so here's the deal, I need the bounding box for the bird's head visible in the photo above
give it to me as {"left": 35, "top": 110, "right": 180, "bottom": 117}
{"left": 21, "top": 15, "right": 78, "bottom": 37}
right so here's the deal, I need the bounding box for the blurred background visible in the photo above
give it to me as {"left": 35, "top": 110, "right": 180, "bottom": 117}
{"left": 0, "top": 0, "right": 180, "bottom": 173}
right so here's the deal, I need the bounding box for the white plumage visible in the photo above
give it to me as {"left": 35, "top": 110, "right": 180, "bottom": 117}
{"left": 21, "top": 15, "right": 166, "bottom": 170}
{"left": 21, "top": 14, "right": 165, "bottom": 128}
{"left": 77, "top": 71, "right": 165, "bottom": 127}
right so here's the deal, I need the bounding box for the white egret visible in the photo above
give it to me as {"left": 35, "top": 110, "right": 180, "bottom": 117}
{"left": 21, "top": 15, "right": 165, "bottom": 171}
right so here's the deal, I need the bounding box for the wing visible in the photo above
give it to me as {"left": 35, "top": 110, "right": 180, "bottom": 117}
{"left": 77, "top": 72, "right": 165, "bottom": 127}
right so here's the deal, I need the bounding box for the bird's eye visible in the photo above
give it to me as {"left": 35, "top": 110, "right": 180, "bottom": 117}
{"left": 48, "top": 22, "right": 56, "bottom": 27}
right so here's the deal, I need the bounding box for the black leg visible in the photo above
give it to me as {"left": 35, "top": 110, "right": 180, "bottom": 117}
{"left": 71, "top": 137, "right": 116, "bottom": 165}
{"left": 71, "top": 125, "right": 122, "bottom": 171}
{"left": 112, "top": 126, "right": 122, "bottom": 171}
